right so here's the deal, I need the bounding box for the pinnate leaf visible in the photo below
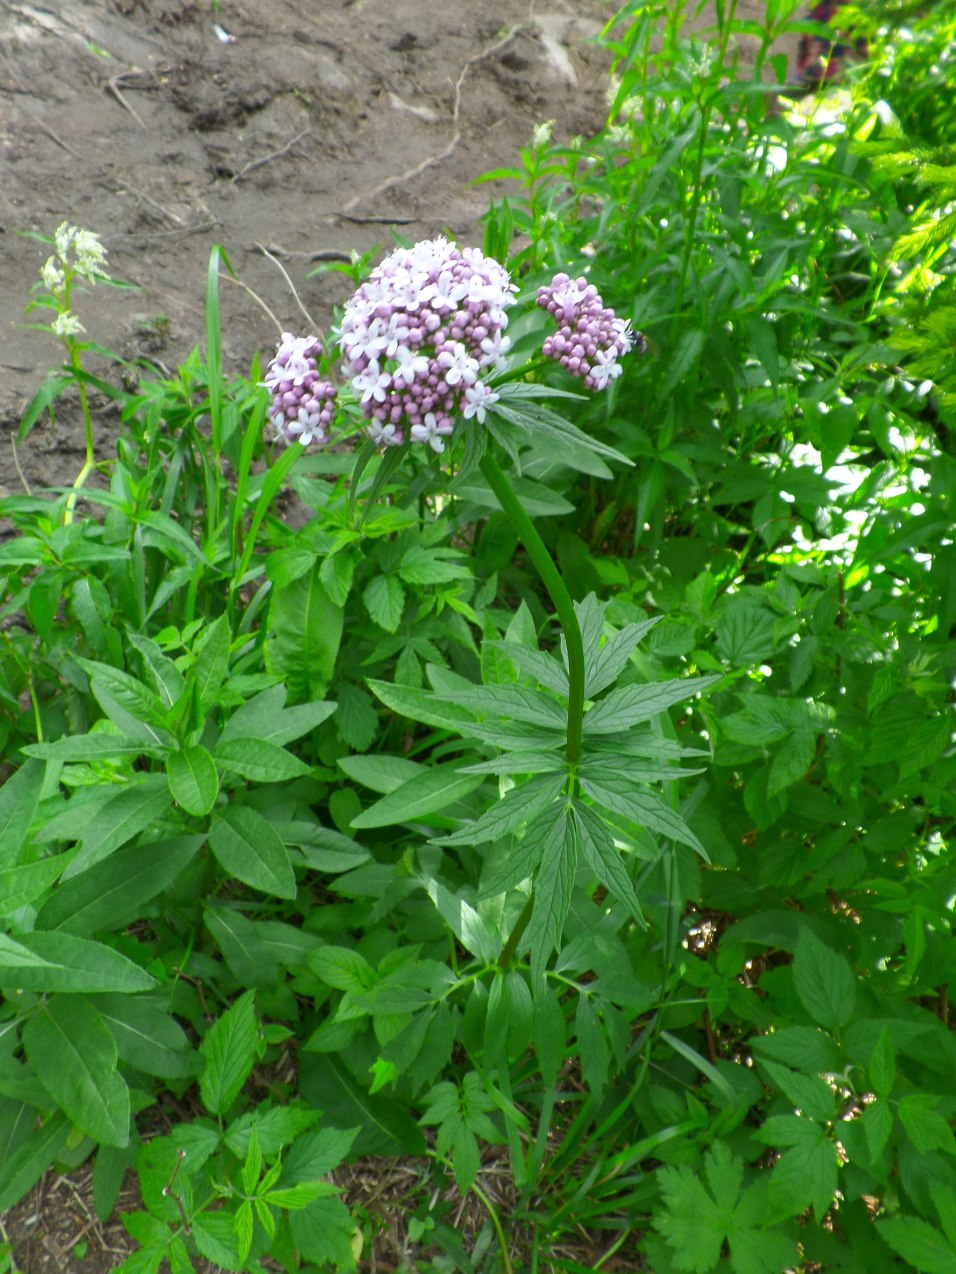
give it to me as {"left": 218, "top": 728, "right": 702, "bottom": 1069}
{"left": 583, "top": 675, "right": 719, "bottom": 735}
{"left": 350, "top": 765, "right": 483, "bottom": 830}
{"left": 525, "top": 807, "right": 577, "bottom": 982}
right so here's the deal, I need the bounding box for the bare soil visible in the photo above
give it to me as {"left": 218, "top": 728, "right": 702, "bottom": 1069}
{"left": 0, "top": 0, "right": 620, "bottom": 497}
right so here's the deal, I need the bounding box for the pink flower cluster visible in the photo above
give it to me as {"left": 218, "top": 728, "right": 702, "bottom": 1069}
{"left": 338, "top": 236, "right": 517, "bottom": 452}
{"left": 263, "top": 333, "right": 338, "bottom": 446}
{"left": 536, "top": 273, "right": 635, "bottom": 392}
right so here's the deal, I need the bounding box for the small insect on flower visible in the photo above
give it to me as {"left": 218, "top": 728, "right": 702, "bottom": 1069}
{"left": 263, "top": 332, "right": 338, "bottom": 447}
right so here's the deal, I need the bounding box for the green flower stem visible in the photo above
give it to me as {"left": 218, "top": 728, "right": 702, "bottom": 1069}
{"left": 479, "top": 451, "right": 585, "bottom": 972}
{"left": 478, "top": 452, "right": 584, "bottom": 763}
{"left": 429, "top": 1152, "right": 514, "bottom": 1274}
{"left": 62, "top": 339, "right": 96, "bottom": 525}
{"left": 498, "top": 893, "right": 534, "bottom": 971}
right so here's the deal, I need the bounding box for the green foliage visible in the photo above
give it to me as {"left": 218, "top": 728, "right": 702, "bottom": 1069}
{"left": 2, "top": 1, "right": 955, "bottom": 1270}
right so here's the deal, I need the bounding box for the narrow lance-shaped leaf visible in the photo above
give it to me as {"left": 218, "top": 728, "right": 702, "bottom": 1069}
{"left": 209, "top": 806, "right": 297, "bottom": 899}
{"left": 478, "top": 801, "right": 568, "bottom": 901}
{"left": 435, "top": 772, "right": 566, "bottom": 848}
{"left": 190, "top": 612, "right": 231, "bottom": 710}
{"left": 0, "top": 760, "right": 45, "bottom": 867}
{"left": 580, "top": 772, "right": 708, "bottom": 860}
{"left": 573, "top": 801, "right": 645, "bottom": 927}
{"left": 0, "top": 1114, "right": 71, "bottom": 1213}
{"left": 23, "top": 995, "right": 130, "bottom": 1147}
{"left": 213, "top": 737, "right": 311, "bottom": 783}
{"left": 62, "top": 778, "right": 173, "bottom": 880}
{"left": 583, "top": 675, "right": 720, "bottom": 735}
{"left": 584, "top": 617, "right": 662, "bottom": 698}
{"left": 0, "top": 931, "right": 156, "bottom": 993}
{"left": 36, "top": 835, "right": 203, "bottom": 935}
{"left": 525, "top": 809, "right": 578, "bottom": 983}
{"left": 0, "top": 858, "right": 65, "bottom": 916}
{"left": 265, "top": 571, "right": 343, "bottom": 702}
{"left": 350, "top": 765, "right": 484, "bottom": 831}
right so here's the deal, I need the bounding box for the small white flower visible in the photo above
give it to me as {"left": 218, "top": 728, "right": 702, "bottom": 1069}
{"left": 426, "top": 269, "right": 469, "bottom": 313}
{"left": 532, "top": 118, "right": 555, "bottom": 150}
{"left": 54, "top": 221, "right": 75, "bottom": 262}
{"left": 438, "top": 342, "right": 479, "bottom": 387}
{"left": 53, "top": 312, "right": 85, "bottom": 338}
{"left": 611, "top": 318, "right": 635, "bottom": 354}
{"left": 53, "top": 222, "right": 108, "bottom": 280}
{"left": 462, "top": 381, "right": 498, "bottom": 423}
{"left": 590, "top": 350, "right": 622, "bottom": 391}
{"left": 479, "top": 331, "right": 511, "bottom": 370}
{"left": 410, "top": 412, "right": 447, "bottom": 453}
{"left": 41, "top": 257, "right": 65, "bottom": 294}
{"left": 367, "top": 418, "right": 401, "bottom": 446}
{"left": 393, "top": 345, "right": 429, "bottom": 386}
{"left": 353, "top": 367, "right": 392, "bottom": 404}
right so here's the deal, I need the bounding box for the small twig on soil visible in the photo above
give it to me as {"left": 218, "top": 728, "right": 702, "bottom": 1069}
{"left": 231, "top": 128, "right": 311, "bottom": 185}
{"left": 10, "top": 435, "right": 31, "bottom": 496}
{"left": 13, "top": 103, "right": 82, "bottom": 157}
{"left": 107, "top": 76, "right": 147, "bottom": 129}
{"left": 221, "top": 273, "right": 287, "bottom": 338}
{"left": 0, "top": 49, "right": 84, "bottom": 156}
{"left": 261, "top": 244, "right": 351, "bottom": 262}
{"left": 255, "top": 242, "right": 320, "bottom": 334}
{"left": 337, "top": 213, "right": 417, "bottom": 225}
{"left": 341, "top": 11, "right": 534, "bottom": 213}
{"left": 114, "top": 179, "right": 185, "bottom": 226}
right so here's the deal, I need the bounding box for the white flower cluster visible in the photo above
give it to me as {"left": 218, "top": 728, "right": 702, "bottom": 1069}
{"left": 262, "top": 333, "right": 338, "bottom": 446}
{"left": 338, "top": 236, "right": 516, "bottom": 452}
{"left": 53, "top": 222, "right": 108, "bottom": 281}
{"left": 52, "top": 313, "right": 85, "bottom": 338}
{"left": 39, "top": 222, "right": 109, "bottom": 341}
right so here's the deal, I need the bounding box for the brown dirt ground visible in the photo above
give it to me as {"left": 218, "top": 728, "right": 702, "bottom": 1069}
{"left": 0, "top": 1, "right": 797, "bottom": 1270}
{"left": 0, "top": 0, "right": 620, "bottom": 498}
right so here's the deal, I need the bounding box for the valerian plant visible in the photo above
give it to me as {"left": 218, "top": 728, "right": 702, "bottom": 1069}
{"left": 1, "top": 222, "right": 719, "bottom": 1272}
{"left": 259, "top": 232, "right": 714, "bottom": 993}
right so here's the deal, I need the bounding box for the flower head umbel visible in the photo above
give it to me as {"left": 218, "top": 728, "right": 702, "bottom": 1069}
{"left": 339, "top": 236, "right": 516, "bottom": 452}
{"left": 536, "top": 273, "right": 641, "bottom": 391}
{"left": 53, "top": 222, "right": 109, "bottom": 283}
{"left": 263, "top": 332, "right": 338, "bottom": 446}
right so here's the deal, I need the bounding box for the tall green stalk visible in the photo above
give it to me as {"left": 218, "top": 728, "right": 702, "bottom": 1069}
{"left": 479, "top": 452, "right": 585, "bottom": 969}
